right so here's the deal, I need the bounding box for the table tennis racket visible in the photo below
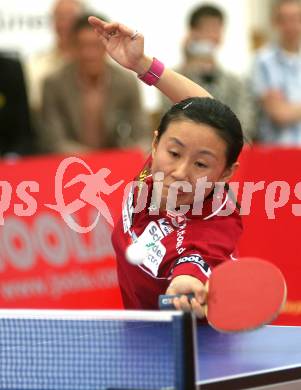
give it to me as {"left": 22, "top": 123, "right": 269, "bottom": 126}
{"left": 159, "top": 257, "right": 287, "bottom": 332}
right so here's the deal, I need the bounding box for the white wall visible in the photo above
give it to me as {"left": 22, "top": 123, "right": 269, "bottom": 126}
{"left": 0, "top": 0, "right": 256, "bottom": 109}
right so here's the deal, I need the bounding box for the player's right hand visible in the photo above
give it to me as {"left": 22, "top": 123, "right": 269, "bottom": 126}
{"left": 166, "top": 275, "right": 208, "bottom": 319}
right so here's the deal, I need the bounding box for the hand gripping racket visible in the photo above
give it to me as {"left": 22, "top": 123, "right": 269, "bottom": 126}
{"left": 159, "top": 257, "right": 287, "bottom": 332}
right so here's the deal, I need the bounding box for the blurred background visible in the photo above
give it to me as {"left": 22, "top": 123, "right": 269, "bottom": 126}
{"left": 0, "top": 0, "right": 271, "bottom": 112}
{"left": 0, "top": 0, "right": 300, "bottom": 325}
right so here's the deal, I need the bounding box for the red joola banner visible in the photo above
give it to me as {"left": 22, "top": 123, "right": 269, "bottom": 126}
{"left": 0, "top": 147, "right": 300, "bottom": 325}
{"left": 0, "top": 149, "right": 144, "bottom": 309}
{"left": 233, "top": 146, "right": 301, "bottom": 325}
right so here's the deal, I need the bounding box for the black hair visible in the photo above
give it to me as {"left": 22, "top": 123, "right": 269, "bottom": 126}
{"left": 157, "top": 97, "right": 243, "bottom": 168}
{"left": 71, "top": 13, "right": 109, "bottom": 35}
{"left": 188, "top": 4, "right": 225, "bottom": 29}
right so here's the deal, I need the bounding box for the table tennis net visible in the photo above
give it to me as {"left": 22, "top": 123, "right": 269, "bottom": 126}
{"left": 0, "top": 310, "right": 196, "bottom": 390}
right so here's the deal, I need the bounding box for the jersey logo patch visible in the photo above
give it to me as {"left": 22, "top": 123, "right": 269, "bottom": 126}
{"left": 142, "top": 241, "right": 166, "bottom": 276}
{"left": 158, "top": 218, "right": 174, "bottom": 236}
{"left": 138, "top": 221, "right": 164, "bottom": 243}
{"left": 175, "top": 254, "right": 211, "bottom": 277}
{"left": 137, "top": 221, "right": 166, "bottom": 276}
{"left": 166, "top": 210, "right": 187, "bottom": 228}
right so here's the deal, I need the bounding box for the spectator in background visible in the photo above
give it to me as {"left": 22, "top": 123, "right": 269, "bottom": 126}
{"left": 161, "top": 4, "right": 255, "bottom": 140}
{"left": 40, "top": 14, "right": 150, "bottom": 154}
{"left": 252, "top": 0, "right": 301, "bottom": 145}
{"left": 25, "top": 0, "right": 85, "bottom": 121}
{"left": 0, "top": 52, "right": 37, "bottom": 157}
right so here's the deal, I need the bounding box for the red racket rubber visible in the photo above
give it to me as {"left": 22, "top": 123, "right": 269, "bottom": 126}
{"left": 206, "top": 257, "right": 286, "bottom": 332}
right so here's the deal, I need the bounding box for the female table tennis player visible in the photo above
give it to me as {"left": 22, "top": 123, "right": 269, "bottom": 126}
{"left": 88, "top": 16, "right": 244, "bottom": 319}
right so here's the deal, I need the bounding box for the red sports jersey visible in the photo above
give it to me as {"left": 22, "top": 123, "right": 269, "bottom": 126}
{"left": 111, "top": 175, "right": 242, "bottom": 309}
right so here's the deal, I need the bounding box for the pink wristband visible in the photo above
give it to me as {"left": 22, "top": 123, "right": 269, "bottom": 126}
{"left": 138, "top": 57, "right": 165, "bottom": 86}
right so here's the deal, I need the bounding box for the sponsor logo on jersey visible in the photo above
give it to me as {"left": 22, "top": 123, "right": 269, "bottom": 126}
{"left": 166, "top": 210, "right": 187, "bottom": 228}
{"left": 175, "top": 254, "right": 211, "bottom": 277}
{"left": 158, "top": 218, "right": 174, "bottom": 236}
{"left": 176, "top": 225, "right": 186, "bottom": 255}
{"left": 138, "top": 221, "right": 164, "bottom": 243}
{"left": 142, "top": 240, "right": 166, "bottom": 276}
{"left": 136, "top": 221, "right": 166, "bottom": 276}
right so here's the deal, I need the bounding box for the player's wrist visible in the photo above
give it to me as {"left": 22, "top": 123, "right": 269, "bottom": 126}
{"left": 133, "top": 55, "right": 153, "bottom": 76}
{"left": 136, "top": 57, "right": 165, "bottom": 86}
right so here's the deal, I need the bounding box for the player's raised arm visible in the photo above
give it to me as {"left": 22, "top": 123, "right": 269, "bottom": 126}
{"left": 88, "top": 16, "right": 212, "bottom": 103}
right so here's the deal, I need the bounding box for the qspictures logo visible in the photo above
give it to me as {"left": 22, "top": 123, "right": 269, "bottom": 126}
{"left": 0, "top": 157, "right": 124, "bottom": 234}
{"left": 1, "top": 157, "right": 301, "bottom": 233}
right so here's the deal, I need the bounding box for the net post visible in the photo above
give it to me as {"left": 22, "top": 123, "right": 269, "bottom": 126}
{"left": 173, "top": 312, "right": 197, "bottom": 390}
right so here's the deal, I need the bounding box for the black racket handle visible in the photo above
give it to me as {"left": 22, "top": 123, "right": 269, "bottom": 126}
{"left": 158, "top": 293, "right": 195, "bottom": 309}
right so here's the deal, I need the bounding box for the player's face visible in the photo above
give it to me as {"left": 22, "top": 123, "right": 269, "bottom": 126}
{"left": 151, "top": 119, "right": 238, "bottom": 210}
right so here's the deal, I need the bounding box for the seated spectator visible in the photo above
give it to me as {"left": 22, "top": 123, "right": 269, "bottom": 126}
{"left": 252, "top": 0, "right": 301, "bottom": 145}
{"left": 161, "top": 3, "right": 256, "bottom": 140}
{"left": 0, "top": 52, "right": 37, "bottom": 157}
{"left": 40, "top": 14, "right": 150, "bottom": 154}
{"left": 25, "top": 0, "right": 85, "bottom": 115}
